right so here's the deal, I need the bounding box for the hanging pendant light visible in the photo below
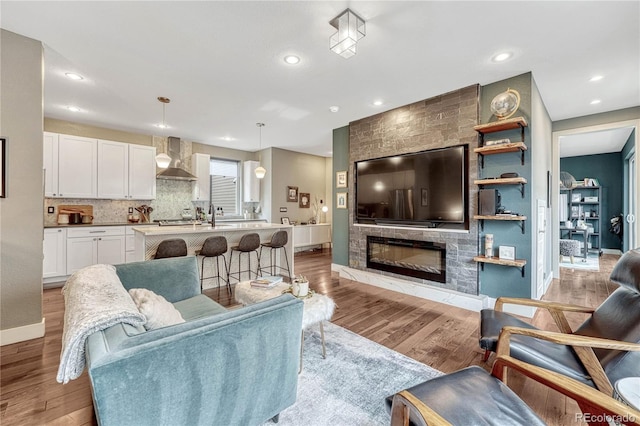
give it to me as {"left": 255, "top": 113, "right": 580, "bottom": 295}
{"left": 255, "top": 122, "right": 267, "bottom": 179}
{"left": 155, "top": 97, "right": 172, "bottom": 168}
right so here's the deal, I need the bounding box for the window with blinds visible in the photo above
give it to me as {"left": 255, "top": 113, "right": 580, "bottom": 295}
{"left": 210, "top": 158, "right": 240, "bottom": 216}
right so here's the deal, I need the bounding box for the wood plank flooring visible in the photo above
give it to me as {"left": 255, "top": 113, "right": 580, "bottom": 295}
{"left": 0, "top": 250, "right": 620, "bottom": 425}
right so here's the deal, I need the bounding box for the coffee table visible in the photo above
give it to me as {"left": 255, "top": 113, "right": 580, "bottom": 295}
{"left": 234, "top": 280, "right": 335, "bottom": 369}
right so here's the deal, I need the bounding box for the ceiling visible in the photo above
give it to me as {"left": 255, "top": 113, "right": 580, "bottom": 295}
{"left": 1, "top": 1, "right": 638, "bottom": 157}
{"left": 559, "top": 126, "right": 634, "bottom": 158}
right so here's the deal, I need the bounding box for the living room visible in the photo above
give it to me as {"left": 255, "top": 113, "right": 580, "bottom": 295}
{"left": 2, "top": 2, "right": 640, "bottom": 425}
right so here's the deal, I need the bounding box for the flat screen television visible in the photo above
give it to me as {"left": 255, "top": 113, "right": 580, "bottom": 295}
{"left": 355, "top": 144, "right": 468, "bottom": 227}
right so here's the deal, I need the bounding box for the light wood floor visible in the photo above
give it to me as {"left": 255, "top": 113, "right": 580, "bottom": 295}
{"left": 0, "top": 250, "right": 620, "bottom": 425}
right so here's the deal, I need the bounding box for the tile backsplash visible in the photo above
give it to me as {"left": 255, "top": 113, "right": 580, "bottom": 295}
{"left": 45, "top": 179, "right": 195, "bottom": 225}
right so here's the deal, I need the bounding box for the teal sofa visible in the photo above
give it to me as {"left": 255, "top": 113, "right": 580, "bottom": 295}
{"left": 84, "top": 256, "right": 303, "bottom": 426}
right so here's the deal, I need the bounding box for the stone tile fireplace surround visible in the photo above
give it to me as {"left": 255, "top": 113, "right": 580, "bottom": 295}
{"left": 348, "top": 85, "right": 480, "bottom": 295}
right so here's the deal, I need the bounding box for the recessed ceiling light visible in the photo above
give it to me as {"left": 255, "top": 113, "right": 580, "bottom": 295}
{"left": 65, "top": 72, "right": 83, "bottom": 80}
{"left": 373, "top": 100, "right": 383, "bottom": 106}
{"left": 492, "top": 52, "right": 512, "bottom": 62}
{"left": 67, "top": 106, "right": 81, "bottom": 112}
{"left": 589, "top": 75, "right": 604, "bottom": 82}
{"left": 329, "top": 106, "right": 340, "bottom": 113}
{"left": 590, "top": 99, "right": 602, "bottom": 105}
{"left": 156, "top": 123, "right": 169, "bottom": 129}
{"left": 284, "top": 55, "right": 300, "bottom": 65}
{"left": 220, "top": 136, "right": 235, "bottom": 141}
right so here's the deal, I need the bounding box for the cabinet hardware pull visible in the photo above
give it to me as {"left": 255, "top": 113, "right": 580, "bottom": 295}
{"left": 89, "top": 231, "right": 106, "bottom": 233}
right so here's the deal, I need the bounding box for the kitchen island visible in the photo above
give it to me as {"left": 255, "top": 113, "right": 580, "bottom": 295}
{"left": 132, "top": 223, "right": 294, "bottom": 288}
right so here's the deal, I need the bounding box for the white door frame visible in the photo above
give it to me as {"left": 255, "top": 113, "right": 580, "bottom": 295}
{"left": 552, "top": 119, "right": 640, "bottom": 278}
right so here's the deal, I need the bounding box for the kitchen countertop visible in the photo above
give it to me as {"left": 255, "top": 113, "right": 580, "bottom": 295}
{"left": 132, "top": 222, "right": 291, "bottom": 236}
{"left": 44, "top": 219, "right": 267, "bottom": 228}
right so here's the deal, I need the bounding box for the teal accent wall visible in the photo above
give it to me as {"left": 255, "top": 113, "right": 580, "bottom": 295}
{"left": 622, "top": 129, "right": 636, "bottom": 252}
{"left": 479, "top": 73, "right": 533, "bottom": 299}
{"left": 332, "top": 126, "right": 350, "bottom": 266}
{"left": 560, "top": 153, "right": 623, "bottom": 250}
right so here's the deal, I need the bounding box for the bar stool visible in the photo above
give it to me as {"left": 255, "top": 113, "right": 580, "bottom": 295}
{"left": 258, "top": 230, "right": 291, "bottom": 279}
{"left": 227, "top": 233, "right": 262, "bottom": 284}
{"left": 196, "top": 236, "right": 230, "bottom": 294}
{"left": 154, "top": 238, "right": 187, "bottom": 259}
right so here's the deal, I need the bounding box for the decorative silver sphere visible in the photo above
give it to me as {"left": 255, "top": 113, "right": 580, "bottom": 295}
{"left": 490, "top": 88, "right": 520, "bottom": 120}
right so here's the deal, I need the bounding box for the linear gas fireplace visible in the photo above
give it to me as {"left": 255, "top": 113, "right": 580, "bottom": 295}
{"left": 366, "top": 236, "right": 446, "bottom": 283}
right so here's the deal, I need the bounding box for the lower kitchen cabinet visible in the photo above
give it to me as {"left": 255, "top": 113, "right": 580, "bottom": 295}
{"left": 43, "top": 228, "right": 66, "bottom": 278}
{"left": 293, "top": 224, "right": 331, "bottom": 249}
{"left": 66, "top": 226, "right": 125, "bottom": 275}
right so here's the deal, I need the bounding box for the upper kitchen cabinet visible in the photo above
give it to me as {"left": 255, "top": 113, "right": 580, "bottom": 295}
{"left": 128, "top": 144, "right": 156, "bottom": 200}
{"left": 243, "top": 160, "right": 260, "bottom": 202}
{"left": 97, "top": 140, "right": 156, "bottom": 199}
{"left": 191, "top": 153, "right": 211, "bottom": 202}
{"left": 97, "top": 139, "right": 129, "bottom": 199}
{"left": 58, "top": 134, "right": 98, "bottom": 198}
{"left": 44, "top": 132, "right": 156, "bottom": 200}
{"left": 43, "top": 132, "right": 59, "bottom": 197}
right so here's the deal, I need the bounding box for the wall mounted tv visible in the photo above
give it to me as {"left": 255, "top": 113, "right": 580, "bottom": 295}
{"left": 355, "top": 144, "right": 468, "bottom": 228}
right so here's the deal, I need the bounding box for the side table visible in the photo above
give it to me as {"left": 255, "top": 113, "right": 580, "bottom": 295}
{"left": 234, "top": 281, "right": 335, "bottom": 370}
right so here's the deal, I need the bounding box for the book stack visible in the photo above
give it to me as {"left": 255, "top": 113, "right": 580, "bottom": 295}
{"left": 249, "top": 276, "right": 283, "bottom": 288}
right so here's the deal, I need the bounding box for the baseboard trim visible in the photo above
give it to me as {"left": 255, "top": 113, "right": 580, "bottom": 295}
{"left": 601, "top": 248, "right": 622, "bottom": 255}
{"left": 335, "top": 265, "right": 488, "bottom": 312}
{"left": 1, "top": 318, "right": 46, "bottom": 346}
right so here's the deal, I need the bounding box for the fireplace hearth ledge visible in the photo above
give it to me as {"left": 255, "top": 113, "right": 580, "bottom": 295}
{"left": 331, "top": 264, "right": 536, "bottom": 318}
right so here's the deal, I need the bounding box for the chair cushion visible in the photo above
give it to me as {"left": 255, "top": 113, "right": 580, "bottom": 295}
{"left": 479, "top": 309, "right": 538, "bottom": 352}
{"left": 385, "top": 366, "right": 546, "bottom": 426}
{"left": 173, "top": 294, "right": 227, "bottom": 322}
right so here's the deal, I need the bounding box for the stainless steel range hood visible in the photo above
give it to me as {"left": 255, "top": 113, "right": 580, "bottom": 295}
{"left": 156, "top": 137, "right": 197, "bottom": 181}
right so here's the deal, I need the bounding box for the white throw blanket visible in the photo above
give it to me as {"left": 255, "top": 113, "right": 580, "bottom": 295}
{"left": 57, "top": 264, "right": 146, "bottom": 384}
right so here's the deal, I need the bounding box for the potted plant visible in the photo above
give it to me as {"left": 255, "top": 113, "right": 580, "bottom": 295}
{"left": 292, "top": 274, "right": 309, "bottom": 298}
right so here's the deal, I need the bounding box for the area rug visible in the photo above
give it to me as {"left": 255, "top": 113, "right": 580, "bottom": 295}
{"left": 266, "top": 322, "right": 442, "bottom": 426}
{"left": 559, "top": 252, "right": 599, "bottom": 271}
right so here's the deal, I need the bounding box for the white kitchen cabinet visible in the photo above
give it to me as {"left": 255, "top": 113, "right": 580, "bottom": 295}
{"left": 243, "top": 160, "right": 260, "bottom": 202}
{"left": 43, "top": 132, "right": 59, "bottom": 197}
{"left": 58, "top": 134, "right": 98, "bottom": 198}
{"left": 98, "top": 140, "right": 156, "bottom": 200}
{"left": 66, "top": 226, "right": 126, "bottom": 274}
{"left": 43, "top": 228, "right": 66, "bottom": 278}
{"left": 128, "top": 144, "right": 156, "bottom": 200}
{"left": 191, "top": 153, "right": 211, "bottom": 201}
{"left": 293, "top": 224, "right": 331, "bottom": 249}
{"left": 98, "top": 139, "right": 129, "bottom": 199}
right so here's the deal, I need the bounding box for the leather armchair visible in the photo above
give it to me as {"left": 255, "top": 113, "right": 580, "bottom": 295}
{"left": 480, "top": 248, "right": 640, "bottom": 396}
{"left": 387, "top": 355, "right": 640, "bottom": 426}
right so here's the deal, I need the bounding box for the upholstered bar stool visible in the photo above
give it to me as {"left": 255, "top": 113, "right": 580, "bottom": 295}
{"left": 154, "top": 238, "right": 187, "bottom": 259}
{"left": 258, "top": 230, "right": 291, "bottom": 279}
{"left": 227, "top": 233, "right": 261, "bottom": 284}
{"left": 196, "top": 236, "right": 230, "bottom": 294}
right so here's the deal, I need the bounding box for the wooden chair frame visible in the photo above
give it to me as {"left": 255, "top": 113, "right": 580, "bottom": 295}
{"left": 495, "top": 325, "right": 640, "bottom": 396}
{"left": 390, "top": 355, "right": 640, "bottom": 426}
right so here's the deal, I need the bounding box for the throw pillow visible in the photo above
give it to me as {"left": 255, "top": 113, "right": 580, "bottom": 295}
{"left": 128, "top": 288, "right": 185, "bottom": 330}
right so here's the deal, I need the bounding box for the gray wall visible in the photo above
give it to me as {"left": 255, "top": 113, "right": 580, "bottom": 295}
{"left": 332, "top": 126, "right": 349, "bottom": 266}
{"left": 553, "top": 107, "right": 640, "bottom": 132}
{"left": 269, "top": 147, "right": 327, "bottom": 225}
{"left": 1, "top": 30, "right": 44, "bottom": 334}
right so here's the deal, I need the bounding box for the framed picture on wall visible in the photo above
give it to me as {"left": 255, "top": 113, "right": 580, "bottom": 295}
{"left": 281, "top": 217, "right": 290, "bottom": 225}
{"left": 336, "top": 171, "right": 347, "bottom": 188}
{"left": 287, "top": 186, "right": 298, "bottom": 202}
{"left": 499, "top": 245, "right": 516, "bottom": 261}
{"left": 299, "top": 193, "right": 310, "bottom": 208}
{"left": 336, "top": 192, "right": 347, "bottom": 209}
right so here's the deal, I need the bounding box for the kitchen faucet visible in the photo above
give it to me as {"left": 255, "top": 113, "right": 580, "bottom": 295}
{"left": 209, "top": 204, "right": 215, "bottom": 227}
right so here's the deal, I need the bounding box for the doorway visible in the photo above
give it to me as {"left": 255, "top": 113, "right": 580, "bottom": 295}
{"left": 627, "top": 152, "right": 637, "bottom": 250}
{"left": 552, "top": 119, "right": 640, "bottom": 278}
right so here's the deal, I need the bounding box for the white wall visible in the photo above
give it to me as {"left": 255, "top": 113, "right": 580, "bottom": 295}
{"left": 0, "top": 30, "right": 45, "bottom": 344}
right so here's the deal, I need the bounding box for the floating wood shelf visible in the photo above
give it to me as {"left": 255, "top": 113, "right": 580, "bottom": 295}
{"left": 473, "top": 116, "right": 528, "bottom": 134}
{"left": 475, "top": 177, "right": 527, "bottom": 198}
{"left": 474, "top": 215, "right": 527, "bottom": 234}
{"left": 473, "top": 255, "right": 526, "bottom": 277}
